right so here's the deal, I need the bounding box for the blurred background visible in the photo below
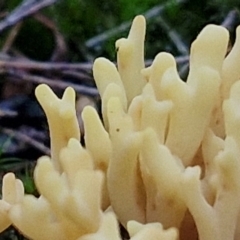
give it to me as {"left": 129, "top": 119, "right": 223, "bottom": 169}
{"left": 0, "top": 0, "right": 240, "bottom": 238}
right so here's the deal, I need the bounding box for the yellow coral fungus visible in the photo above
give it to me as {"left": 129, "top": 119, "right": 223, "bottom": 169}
{"left": 1, "top": 15, "right": 240, "bottom": 240}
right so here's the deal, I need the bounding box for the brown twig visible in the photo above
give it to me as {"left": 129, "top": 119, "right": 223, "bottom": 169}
{"left": 1, "top": 127, "right": 50, "bottom": 156}
{"left": 0, "top": 54, "right": 188, "bottom": 71}
{"left": 33, "top": 12, "right": 68, "bottom": 61}
{"left": 2, "top": 22, "right": 23, "bottom": 52}
{"left": 62, "top": 70, "right": 93, "bottom": 81}
{"left": 6, "top": 71, "right": 99, "bottom": 97}
{"left": 221, "top": 9, "right": 240, "bottom": 30}
{"left": 0, "top": 58, "right": 92, "bottom": 71}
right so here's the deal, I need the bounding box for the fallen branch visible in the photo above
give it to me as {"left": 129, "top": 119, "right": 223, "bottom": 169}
{"left": 6, "top": 71, "right": 99, "bottom": 97}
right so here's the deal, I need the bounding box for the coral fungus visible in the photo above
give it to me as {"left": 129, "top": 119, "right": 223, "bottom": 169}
{"left": 1, "top": 15, "right": 240, "bottom": 240}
